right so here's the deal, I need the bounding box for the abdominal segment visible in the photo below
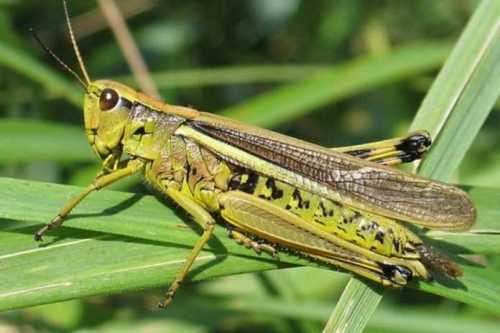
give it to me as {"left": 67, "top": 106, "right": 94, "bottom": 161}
{"left": 227, "top": 171, "right": 424, "bottom": 260}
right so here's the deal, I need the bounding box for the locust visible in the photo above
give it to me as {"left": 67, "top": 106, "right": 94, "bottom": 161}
{"left": 33, "top": 1, "right": 475, "bottom": 308}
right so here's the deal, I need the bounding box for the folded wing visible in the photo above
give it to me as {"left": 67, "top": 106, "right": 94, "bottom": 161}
{"left": 185, "top": 114, "right": 475, "bottom": 230}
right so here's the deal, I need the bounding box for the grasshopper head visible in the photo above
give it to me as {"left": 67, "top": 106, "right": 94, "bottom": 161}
{"left": 84, "top": 80, "right": 138, "bottom": 160}
{"left": 35, "top": 1, "right": 197, "bottom": 163}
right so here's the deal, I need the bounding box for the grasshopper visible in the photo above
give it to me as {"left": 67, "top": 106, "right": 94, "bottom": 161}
{"left": 33, "top": 1, "right": 475, "bottom": 308}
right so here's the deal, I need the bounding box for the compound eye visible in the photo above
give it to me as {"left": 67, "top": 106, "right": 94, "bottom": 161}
{"left": 99, "top": 88, "right": 119, "bottom": 111}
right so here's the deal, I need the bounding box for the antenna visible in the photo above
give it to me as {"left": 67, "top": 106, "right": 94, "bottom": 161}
{"left": 63, "top": 0, "right": 91, "bottom": 85}
{"left": 30, "top": 28, "right": 88, "bottom": 89}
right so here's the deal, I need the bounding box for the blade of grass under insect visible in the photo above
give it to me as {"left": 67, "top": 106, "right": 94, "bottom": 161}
{"left": 0, "top": 177, "right": 298, "bottom": 311}
{"left": 0, "top": 41, "right": 82, "bottom": 106}
{"left": 220, "top": 41, "right": 451, "bottom": 128}
{"left": 326, "top": 1, "right": 500, "bottom": 332}
{"left": 0, "top": 120, "right": 92, "bottom": 164}
{"left": 0, "top": 177, "right": 499, "bottom": 312}
{"left": 322, "top": 279, "right": 383, "bottom": 333}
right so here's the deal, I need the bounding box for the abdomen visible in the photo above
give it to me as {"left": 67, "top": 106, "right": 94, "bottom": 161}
{"left": 226, "top": 171, "right": 423, "bottom": 259}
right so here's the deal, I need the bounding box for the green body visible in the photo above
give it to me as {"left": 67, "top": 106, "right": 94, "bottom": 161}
{"left": 36, "top": 79, "right": 475, "bottom": 307}
{"left": 81, "top": 80, "right": 474, "bottom": 287}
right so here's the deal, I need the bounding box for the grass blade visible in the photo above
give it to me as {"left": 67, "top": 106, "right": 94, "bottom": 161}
{"left": 0, "top": 120, "right": 92, "bottom": 164}
{"left": 411, "top": 1, "right": 500, "bottom": 181}
{"left": 0, "top": 177, "right": 301, "bottom": 311}
{"left": 0, "top": 177, "right": 499, "bottom": 313}
{"left": 322, "top": 279, "right": 382, "bottom": 333}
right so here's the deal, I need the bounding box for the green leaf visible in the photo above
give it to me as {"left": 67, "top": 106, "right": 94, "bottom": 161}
{"left": 0, "top": 177, "right": 301, "bottom": 311}
{"left": 0, "top": 177, "right": 499, "bottom": 313}
{"left": 220, "top": 41, "right": 450, "bottom": 127}
{"left": 411, "top": 1, "right": 500, "bottom": 181}
{"left": 329, "top": 0, "right": 500, "bottom": 332}
{"left": 322, "top": 279, "right": 383, "bottom": 333}
{"left": 0, "top": 120, "right": 93, "bottom": 164}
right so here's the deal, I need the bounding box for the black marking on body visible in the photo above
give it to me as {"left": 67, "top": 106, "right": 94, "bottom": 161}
{"left": 239, "top": 173, "right": 259, "bottom": 194}
{"left": 355, "top": 231, "right": 366, "bottom": 240}
{"left": 379, "top": 263, "right": 411, "bottom": 282}
{"left": 400, "top": 154, "right": 414, "bottom": 163}
{"left": 314, "top": 219, "right": 326, "bottom": 226}
{"left": 380, "top": 264, "right": 394, "bottom": 280}
{"left": 343, "top": 215, "right": 353, "bottom": 224}
{"left": 266, "top": 178, "right": 284, "bottom": 199}
{"left": 393, "top": 239, "right": 401, "bottom": 252}
{"left": 375, "top": 231, "right": 385, "bottom": 244}
{"left": 395, "top": 133, "right": 431, "bottom": 162}
{"left": 228, "top": 174, "right": 242, "bottom": 190}
{"left": 346, "top": 148, "right": 371, "bottom": 158}
{"left": 292, "top": 189, "right": 304, "bottom": 208}
{"left": 319, "top": 202, "right": 327, "bottom": 217}
{"left": 120, "top": 97, "right": 134, "bottom": 110}
{"left": 395, "top": 266, "right": 412, "bottom": 281}
{"left": 132, "top": 126, "right": 146, "bottom": 136}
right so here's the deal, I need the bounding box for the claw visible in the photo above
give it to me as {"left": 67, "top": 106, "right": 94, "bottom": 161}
{"left": 34, "top": 232, "right": 44, "bottom": 242}
{"left": 34, "top": 215, "right": 63, "bottom": 241}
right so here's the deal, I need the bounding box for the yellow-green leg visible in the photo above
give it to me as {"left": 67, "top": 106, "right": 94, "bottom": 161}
{"left": 35, "top": 159, "right": 144, "bottom": 241}
{"left": 332, "top": 130, "right": 431, "bottom": 166}
{"left": 218, "top": 190, "right": 430, "bottom": 286}
{"left": 158, "top": 187, "right": 216, "bottom": 308}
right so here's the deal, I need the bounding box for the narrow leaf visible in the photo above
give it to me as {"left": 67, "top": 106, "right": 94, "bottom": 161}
{"left": 322, "top": 279, "right": 382, "bottom": 333}
{"left": 0, "top": 177, "right": 499, "bottom": 313}
{"left": 411, "top": 0, "right": 500, "bottom": 180}
{"left": 0, "top": 120, "right": 92, "bottom": 164}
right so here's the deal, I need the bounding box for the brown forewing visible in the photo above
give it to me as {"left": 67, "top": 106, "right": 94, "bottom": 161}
{"left": 189, "top": 115, "right": 475, "bottom": 230}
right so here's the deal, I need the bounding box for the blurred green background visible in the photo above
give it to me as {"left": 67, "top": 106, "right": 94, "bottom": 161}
{"left": 0, "top": 0, "right": 499, "bottom": 332}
